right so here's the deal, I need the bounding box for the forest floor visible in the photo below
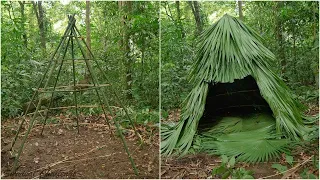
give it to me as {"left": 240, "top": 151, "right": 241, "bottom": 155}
{"left": 161, "top": 105, "right": 319, "bottom": 179}
{"left": 1, "top": 114, "right": 159, "bottom": 179}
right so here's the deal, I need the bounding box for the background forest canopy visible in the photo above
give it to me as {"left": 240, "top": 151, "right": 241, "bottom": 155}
{"left": 161, "top": 1, "right": 319, "bottom": 111}
{"left": 0, "top": 1, "right": 319, "bottom": 119}
{"left": 1, "top": 1, "right": 159, "bottom": 118}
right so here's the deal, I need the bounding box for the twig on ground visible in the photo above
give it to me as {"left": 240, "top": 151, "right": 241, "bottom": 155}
{"left": 29, "top": 144, "right": 108, "bottom": 173}
{"left": 281, "top": 155, "right": 314, "bottom": 179}
{"left": 16, "top": 123, "right": 111, "bottom": 137}
{"left": 32, "top": 153, "right": 115, "bottom": 179}
{"left": 260, "top": 155, "right": 314, "bottom": 179}
{"left": 162, "top": 165, "right": 204, "bottom": 170}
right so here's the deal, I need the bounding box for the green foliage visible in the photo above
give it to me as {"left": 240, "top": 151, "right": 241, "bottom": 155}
{"left": 271, "top": 163, "right": 288, "bottom": 174}
{"left": 272, "top": 153, "right": 318, "bottom": 178}
{"left": 300, "top": 168, "right": 318, "bottom": 179}
{"left": 271, "top": 153, "right": 294, "bottom": 171}
{"left": 292, "top": 85, "right": 319, "bottom": 104}
{"left": 40, "top": 117, "right": 59, "bottom": 124}
{"left": 134, "top": 108, "right": 159, "bottom": 125}
{"left": 115, "top": 106, "right": 158, "bottom": 128}
{"left": 302, "top": 114, "right": 319, "bottom": 143}
{"left": 247, "top": 2, "right": 319, "bottom": 86}
{"left": 211, "top": 155, "right": 254, "bottom": 179}
{"left": 160, "top": 2, "right": 194, "bottom": 109}
{"left": 285, "top": 155, "right": 294, "bottom": 166}
{"left": 1, "top": 1, "right": 159, "bottom": 118}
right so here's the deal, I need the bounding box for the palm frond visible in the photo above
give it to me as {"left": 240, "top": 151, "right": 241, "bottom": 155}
{"left": 198, "top": 114, "right": 291, "bottom": 162}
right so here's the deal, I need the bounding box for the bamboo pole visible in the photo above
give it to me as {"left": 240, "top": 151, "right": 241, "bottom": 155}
{"left": 70, "top": 23, "right": 80, "bottom": 134}
{"left": 74, "top": 26, "right": 142, "bottom": 143}
{"left": 40, "top": 30, "right": 71, "bottom": 135}
{"left": 37, "top": 85, "right": 111, "bottom": 93}
{"left": 71, "top": 26, "right": 138, "bottom": 175}
{"left": 25, "top": 105, "right": 122, "bottom": 115}
{"left": 9, "top": 18, "right": 75, "bottom": 151}
{"left": 211, "top": 89, "right": 260, "bottom": 97}
{"left": 69, "top": 26, "right": 113, "bottom": 134}
{"left": 23, "top": 91, "right": 45, "bottom": 119}
{"left": 12, "top": 15, "right": 76, "bottom": 173}
{"left": 214, "top": 104, "right": 269, "bottom": 111}
{"left": 38, "top": 84, "right": 110, "bottom": 90}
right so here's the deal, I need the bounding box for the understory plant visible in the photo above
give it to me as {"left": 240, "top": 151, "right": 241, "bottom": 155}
{"left": 211, "top": 155, "right": 254, "bottom": 179}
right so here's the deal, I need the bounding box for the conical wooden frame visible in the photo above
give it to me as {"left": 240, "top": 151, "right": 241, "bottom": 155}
{"left": 10, "top": 15, "right": 141, "bottom": 175}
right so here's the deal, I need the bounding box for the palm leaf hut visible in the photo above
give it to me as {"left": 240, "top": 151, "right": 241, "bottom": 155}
{"left": 161, "top": 14, "right": 307, "bottom": 162}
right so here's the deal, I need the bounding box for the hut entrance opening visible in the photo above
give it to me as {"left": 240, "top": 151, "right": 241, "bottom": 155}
{"left": 198, "top": 75, "right": 273, "bottom": 129}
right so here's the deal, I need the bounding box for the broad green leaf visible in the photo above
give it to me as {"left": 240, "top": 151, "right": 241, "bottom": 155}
{"left": 285, "top": 155, "right": 293, "bottom": 165}
{"left": 242, "top": 175, "right": 254, "bottom": 179}
{"left": 272, "top": 163, "right": 288, "bottom": 174}
{"left": 221, "top": 155, "right": 228, "bottom": 164}
{"left": 222, "top": 171, "right": 231, "bottom": 179}
{"left": 212, "top": 165, "right": 227, "bottom": 175}
{"left": 229, "top": 156, "right": 236, "bottom": 167}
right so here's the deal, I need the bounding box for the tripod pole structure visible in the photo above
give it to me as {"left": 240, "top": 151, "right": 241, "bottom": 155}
{"left": 74, "top": 26, "right": 143, "bottom": 144}
{"left": 70, "top": 25, "right": 138, "bottom": 175}
{"left": 11, "top": 15, "right": 139, "bottom": 176}
{"left": 10, "top": 17, "right": 76, "bottom": 151}
{"left": 70, "top": 20, "right": 80, "bottom": 134}
{"left": 41, "top": 32, "right": 71, "bottom": 135}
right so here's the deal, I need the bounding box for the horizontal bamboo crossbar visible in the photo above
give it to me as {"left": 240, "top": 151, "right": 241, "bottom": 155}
{"left": 215, "top": 104, "right": 269, "bottom": 111}
{"left": 54, "top": 58, "right": 92, "bottom": 61}
{"left": 25, "top": 105, "right": 123, "bottom": 115}
{"left": 213, "top": 89, "right": 259, "bottom": 97}
{"left": 41, "top": 59, "right": 105, "bottom": 64}
{"left": 63, "top": 35, "right": 85, "bottom": 38}
{"left": 49, "top": 105, "right": 101, "bottom": 110}
{"left": 36, "top": 84, "right": 111, "bottom": 93}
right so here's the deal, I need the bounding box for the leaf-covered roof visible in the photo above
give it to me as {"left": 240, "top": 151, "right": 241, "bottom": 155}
{"left": 161, "top": 14, "right": 307, "bottom": 158}
{"left": 190, "top": 14, "right": 275, "bottom": 83}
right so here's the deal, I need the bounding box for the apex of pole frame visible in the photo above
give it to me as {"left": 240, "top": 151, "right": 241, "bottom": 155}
{"left": 67, "top": 14, "right": 76, "bottom": 22}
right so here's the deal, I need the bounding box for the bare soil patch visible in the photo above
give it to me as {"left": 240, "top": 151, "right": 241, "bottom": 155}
{"left": 1, "top": 115, "right": 159, "bottom": 179}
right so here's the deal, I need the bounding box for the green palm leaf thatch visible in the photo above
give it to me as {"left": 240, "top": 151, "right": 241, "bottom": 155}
{"left": 195, "top": 114, "right": 292, "bottom": 162}
{"left": 161, "top": 14, "right": 307, "bottom": 158}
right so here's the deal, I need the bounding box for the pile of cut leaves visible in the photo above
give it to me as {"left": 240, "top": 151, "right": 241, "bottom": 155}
{"left": 192, "top": 113, "right": 292, "bottom": 162}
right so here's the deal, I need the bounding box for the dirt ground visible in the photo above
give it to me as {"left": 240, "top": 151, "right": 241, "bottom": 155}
{"left": 1, "top": 115, "right": 159, "bottom": 179}
{"left": 161, "top": 154, "right": 283, "bottom": 179}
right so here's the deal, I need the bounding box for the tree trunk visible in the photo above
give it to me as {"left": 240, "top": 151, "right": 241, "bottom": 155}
{"left": 187, "top": 1, "right": 203, "bottom": 35}
{"left": 275, "top": 2, "right": 286, "bottom": 79}
{"left": 119, "top": 1, "right": 133, "bottom": 99}
{"left": 140, "top": 39, "right": 146, "bottom": 88}
{"left": 32, "top": 1, "right": 46, "bottom": 55}
{"left": 38, "top": 2, "right": 46, "bottom": 55}
{"left": 238, "top": 0, "right": 243, "bottom": 20}
{"left": 102, "top": 5, "right": 108, "bottom": 53}
{"left": 312, "top": 2, "right": 319, "bottom": 87}
{"left": 86, "top": 1, "right": 91, "bottom": 58}
{"left": 175, "top": 1, "right": 185, "bottom": 38}
{"left": 18, "top": 1, "right": 27, "bottom": 48}
{"left": 293, "top": 28, "right": 297, "bottom": 81}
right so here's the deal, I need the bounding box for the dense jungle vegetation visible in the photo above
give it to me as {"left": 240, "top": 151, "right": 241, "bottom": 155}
{"left": 1, "top": 1, "right": 159, "bottom": 122}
